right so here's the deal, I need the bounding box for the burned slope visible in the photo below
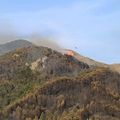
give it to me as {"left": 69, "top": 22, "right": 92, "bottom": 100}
{"left": 0, "top": 46, "right": 89, "bottom": 110}
{"left": 34, "top": 54, "right": 89, "bottom": 78}
{"left": 64, "top": 50, "right": 120, "bottom": 75}
{"left": 0, "top": 46, "right": 89, "bottom": 80}
{"left": 63, "top": 49, "right": 108, "bottom": 67}
{"left": 1, "top": 68, "right": 120, "bottom": 120}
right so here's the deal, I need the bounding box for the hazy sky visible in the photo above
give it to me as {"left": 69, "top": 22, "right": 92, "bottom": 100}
{"left": 0, "top": 0, "right": 120, "bottom": 64}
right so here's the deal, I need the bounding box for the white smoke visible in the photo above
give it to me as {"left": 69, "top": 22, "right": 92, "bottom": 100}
{"left": 29, "top": 34, "right": 63, "bottom": 52}
{"left": 0, "top": 21, "right": 64, "bottom": 53}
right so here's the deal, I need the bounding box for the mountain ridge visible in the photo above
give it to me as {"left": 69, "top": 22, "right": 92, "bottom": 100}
{"left": 0, "top": 39, "right": 120, "bottom": 74}
{"left": 0, "top": 39, "right": 33, "bottom": 56}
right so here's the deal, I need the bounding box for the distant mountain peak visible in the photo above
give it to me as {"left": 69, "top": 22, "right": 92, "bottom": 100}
{"left": 0, "top": 39, "right": 33, "bottom": 56}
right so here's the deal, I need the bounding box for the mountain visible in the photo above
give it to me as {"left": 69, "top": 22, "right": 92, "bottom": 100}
{"left": 63, "top": 49, "right": 120, "bottom": 74}
{"left": 63, "top": 49, "right": 108, "bottom": 67}
{"left": 0, "top": 46, "right": 89, "bottom": 113}
{"left": 74, "top": 52, "right": 120, "bottom": 74}
{"left": 0, "top": 40, "right": 33, "bottom": 56}
{"left": 1, "top": 68, "right": 120, "bottom": 120}
{"left": 0, "top": 46, "right": 89, "bottom": 80}
{"left": 0, "top": 40, "right": 120, "bottom": 120}
{"left": 110, "top": 64, "right": 120, "bottom": 74}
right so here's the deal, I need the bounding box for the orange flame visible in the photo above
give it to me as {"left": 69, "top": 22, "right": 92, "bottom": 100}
{"left": 65, "top": 50, "right": 74, "bottom": 56}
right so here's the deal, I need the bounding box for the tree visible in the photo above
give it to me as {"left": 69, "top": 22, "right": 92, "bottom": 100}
{"left": 39, "top": 112, "right": 45, "bottom": 120}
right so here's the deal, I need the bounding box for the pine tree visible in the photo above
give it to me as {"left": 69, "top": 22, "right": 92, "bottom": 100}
{"left": 39, "top": 112, "right": 45, "bottom": 120}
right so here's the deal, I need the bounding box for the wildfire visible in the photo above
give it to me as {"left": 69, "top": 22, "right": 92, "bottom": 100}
{"left": 65, "top": 50, "right": 74, "bottom": 56}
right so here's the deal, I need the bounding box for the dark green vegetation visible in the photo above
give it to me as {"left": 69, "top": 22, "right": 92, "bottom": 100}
{"left": 0, "top": 40, "right": 120, "bottom": 120}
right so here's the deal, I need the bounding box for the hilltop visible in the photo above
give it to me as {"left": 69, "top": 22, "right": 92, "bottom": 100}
{"left": 0, "top": 40, "right": 33, "bottom": 56}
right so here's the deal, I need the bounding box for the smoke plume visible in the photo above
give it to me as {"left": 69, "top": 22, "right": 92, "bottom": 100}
{"left": 29, "top": 34, "right": 63, "bottom": 52}
{"left": 0, "top": 21, "right": 63, "bottom": 53}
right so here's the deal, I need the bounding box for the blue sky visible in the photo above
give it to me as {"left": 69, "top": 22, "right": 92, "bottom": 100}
{"left": 0, "top": 0, "right": 120, "bottom": 64}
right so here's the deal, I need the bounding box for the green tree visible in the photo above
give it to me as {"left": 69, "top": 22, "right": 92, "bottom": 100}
{"left": 40, "top": 112, "right": 45, "bottom": 120}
